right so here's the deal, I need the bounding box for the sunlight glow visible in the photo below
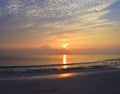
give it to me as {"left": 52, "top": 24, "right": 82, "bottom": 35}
{"left": 63, "top": 43, "right": 69, "bottom": 48}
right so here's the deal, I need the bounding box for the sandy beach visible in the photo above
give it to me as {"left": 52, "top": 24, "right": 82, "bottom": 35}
{"left": 0, "top": 69, "right": 120, "bottom": 94}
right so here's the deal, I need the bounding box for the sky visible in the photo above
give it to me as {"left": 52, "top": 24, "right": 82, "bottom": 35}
{"left": 0, "top": 0, "right": 120, "bottom": 55}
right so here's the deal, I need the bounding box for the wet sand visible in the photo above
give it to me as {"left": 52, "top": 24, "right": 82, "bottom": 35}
{"left": 0, "top": 70, "right": 120, "bottom": 94}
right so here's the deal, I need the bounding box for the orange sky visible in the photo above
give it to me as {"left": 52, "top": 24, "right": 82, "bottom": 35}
{"left": 0, "top": 0, "right": 120, "bottom": 55}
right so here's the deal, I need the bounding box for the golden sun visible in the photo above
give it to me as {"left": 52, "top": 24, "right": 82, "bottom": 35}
{"left": 63, "top": 43, "right": 69, "bottom": 48}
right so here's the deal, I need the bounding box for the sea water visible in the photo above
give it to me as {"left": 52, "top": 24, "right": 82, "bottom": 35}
{"left": 0, "top": 54, "right": 119, "bottom": 66}
{"left": 0, "top": 54, "right": 120, "bottom": 80}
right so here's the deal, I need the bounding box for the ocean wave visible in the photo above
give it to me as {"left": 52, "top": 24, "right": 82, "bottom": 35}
{"left": 0, "top": 58, "right": 120, "bottom": 79}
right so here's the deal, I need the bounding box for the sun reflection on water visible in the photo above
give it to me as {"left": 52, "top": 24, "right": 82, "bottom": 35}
{"left": 58, "top": 73, "right": 75, "bottom": 78}
{"left": 63, "top": 54, "right": 67, "bottom": 68}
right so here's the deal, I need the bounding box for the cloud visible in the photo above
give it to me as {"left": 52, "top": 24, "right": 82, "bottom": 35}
{"left": 3, "top": 0, "right": 117, "bottom": 19}
{"left": 0, "top": 0, "right": 119, "bottom": 49}
{"left": 0, "top": 0, "right": 117, "bottom": 30}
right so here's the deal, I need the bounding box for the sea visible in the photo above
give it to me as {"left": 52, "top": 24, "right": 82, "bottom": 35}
{"left": 0, "top": 54, "right": 119, "bottom": 66}
{"left": 0, "top": 54, "right": 120, "bottom": 79}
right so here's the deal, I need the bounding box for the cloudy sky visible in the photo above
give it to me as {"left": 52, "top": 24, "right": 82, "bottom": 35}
{"left": 0, "top": 0, "right": 120, "bottom": 54}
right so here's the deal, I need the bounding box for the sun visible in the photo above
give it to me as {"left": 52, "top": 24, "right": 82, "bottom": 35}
{"left": 63, "top": 43, "right": 69, "bottom": 48}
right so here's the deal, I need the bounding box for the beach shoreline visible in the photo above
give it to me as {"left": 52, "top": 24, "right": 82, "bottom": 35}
{"left": 0, "top": 58, "right": 120, "bottom": 94}
{"left": 0, "top": 69, "right": 120, "bottom": 94}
